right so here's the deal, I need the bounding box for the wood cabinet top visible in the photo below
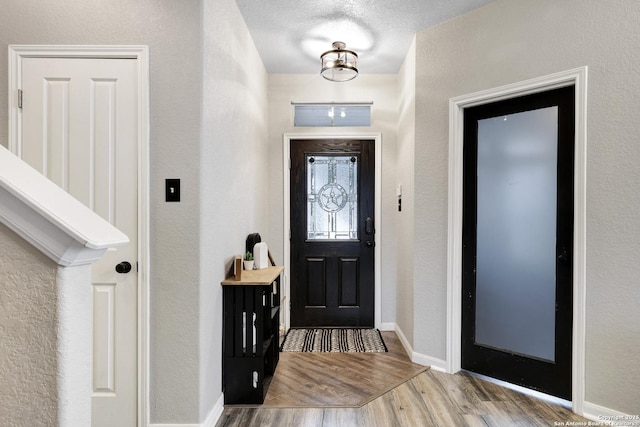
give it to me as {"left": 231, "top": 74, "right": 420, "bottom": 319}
{"left": 221, "top": 266, "right": 284, "bottom": 286}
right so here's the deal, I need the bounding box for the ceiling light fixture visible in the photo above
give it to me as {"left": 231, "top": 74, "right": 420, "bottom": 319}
{"left": 320, "top": 41, "right": 358, "bottom": 82}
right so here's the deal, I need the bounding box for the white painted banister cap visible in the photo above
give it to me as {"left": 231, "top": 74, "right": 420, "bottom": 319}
{"left": 0, "top": 145, "right": 129, "bottom": 265}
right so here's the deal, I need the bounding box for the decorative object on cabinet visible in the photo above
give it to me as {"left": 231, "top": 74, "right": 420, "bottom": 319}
{"left": 246, "top": 233, "right": 261, "bottom": 257}
{"left": 234, "top": 255, "right": 243, "bottom": 281}
{"left": 253, "top": 242, "right": 268, "bottom": 269}
{"left": 243, "top": 251, "right": 254, "bottom": 271}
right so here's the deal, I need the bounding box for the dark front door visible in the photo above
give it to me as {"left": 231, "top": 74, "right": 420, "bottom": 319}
{"left": 290, "top": 139, "right": 375, "bottom": 327}
{"left": 462, "top": 86, "right": 575, "bottom": 400}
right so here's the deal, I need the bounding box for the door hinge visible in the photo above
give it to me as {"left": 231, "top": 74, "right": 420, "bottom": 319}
{"left": 288, "top": 158, "right": 291, "bottom": 170}
{"left": 17, "top": 89, "right": 23, "bottom": 109}
{"left": 136, "top": 261, "right": 139, "bottom": 272}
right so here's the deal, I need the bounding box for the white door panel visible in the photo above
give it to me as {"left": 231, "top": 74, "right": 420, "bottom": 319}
{"left": 19, "top": 57, "right": 138, "bottom": 427}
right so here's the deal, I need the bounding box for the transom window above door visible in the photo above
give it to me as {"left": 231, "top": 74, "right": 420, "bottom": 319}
{"left": 293, "top": 103, "right": 371, "bottom": 127}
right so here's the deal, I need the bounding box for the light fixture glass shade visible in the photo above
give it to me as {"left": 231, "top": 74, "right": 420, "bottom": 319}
{"left": 320, "top": 41, "right": 358, "bottom": 82}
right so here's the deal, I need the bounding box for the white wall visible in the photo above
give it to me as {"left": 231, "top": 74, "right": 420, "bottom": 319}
{"left": 267, "top": 74, "right": 398, "bottom": 326}
{"left": 395, "top": 38, "right": 417, "bottom": 345}
{"left": 0, "top": 224, "right": 58, "bottom": 425}
{"left": 4, "top": 0, "right": 638, "bottom": 421}
{"left": 200, "top": 0, "right": 269, "bottom": 422}
{"left": 0, "top": 0, "right": 270, "bottom": 423}
{"left": 412, "top": 0, "right": 640, "bottom": 414}
{"left": 0, "top": 0, "right": 203, "bottom": 422}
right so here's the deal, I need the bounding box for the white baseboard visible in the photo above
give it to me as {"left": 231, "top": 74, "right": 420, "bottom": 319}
{"left": 148, "top": 394, "right": 224, "bottom": 427}
{"left": 393, "top": 324, "right": 447, "bottom": 372}
{"left": 394, "top": 323, "right": 413, "bottom": 357}
{"left": 411, "top": 352, "right": 447, "bottom": 372}
{"left": 582, "top": 401, "right": 639, "bottom": 424}
{"left": 202, "top": 394, "right": 225, "bottom": 427}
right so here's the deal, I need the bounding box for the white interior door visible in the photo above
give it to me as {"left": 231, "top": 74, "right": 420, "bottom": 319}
{"left": 17, "top": 57, "right": 138, "bottom": 427}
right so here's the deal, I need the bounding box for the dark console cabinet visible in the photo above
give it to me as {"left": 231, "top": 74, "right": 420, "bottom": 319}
{"left": 221, "top": 266, "right": 283, "bottom": 404}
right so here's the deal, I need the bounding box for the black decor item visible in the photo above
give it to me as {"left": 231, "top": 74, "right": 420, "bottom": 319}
{"left": 246, "top": 233, "right": 261, "bottom": 257}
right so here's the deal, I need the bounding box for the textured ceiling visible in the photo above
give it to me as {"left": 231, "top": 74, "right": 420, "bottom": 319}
{"left": 235, "top": 0, "right": 495, "bottom": 75}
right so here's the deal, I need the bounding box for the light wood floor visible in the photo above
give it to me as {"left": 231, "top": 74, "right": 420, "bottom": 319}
{"left": 217, "top": 332, "right": 590, "bottom": 426}
{"left": 262, "top": 331, "right": 427, "bottom": 407}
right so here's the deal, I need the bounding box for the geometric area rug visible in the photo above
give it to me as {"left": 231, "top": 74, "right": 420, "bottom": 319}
{"left": 281, "top": 328, "right": 387, "bottom": 353}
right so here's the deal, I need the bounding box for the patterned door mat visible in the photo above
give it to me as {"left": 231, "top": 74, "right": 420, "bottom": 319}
{"left": 281, "top": 328, "right": 388, "bottom": 353}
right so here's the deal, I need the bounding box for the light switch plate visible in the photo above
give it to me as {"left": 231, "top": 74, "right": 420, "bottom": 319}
{"left": 166, "top": 179, "right": 180, "bottom": 202}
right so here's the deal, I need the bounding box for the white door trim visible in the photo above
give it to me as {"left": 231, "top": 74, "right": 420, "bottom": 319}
{"left": 8, "top": 45, "right": 151, "bottom": 427}
{"left": 283, "top": 133, "right": 382, "bottom": 330}
{"left": 446, "top": 67, "right": 588, "bottom": 414}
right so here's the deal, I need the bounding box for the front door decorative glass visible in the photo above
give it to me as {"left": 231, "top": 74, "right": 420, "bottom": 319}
{"left": 307, "top": 155, "right": 358, "bottom": 240}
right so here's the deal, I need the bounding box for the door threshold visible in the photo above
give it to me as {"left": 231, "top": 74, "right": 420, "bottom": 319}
{"left": 461, "top": 370, "right": 572, "bottom": 410}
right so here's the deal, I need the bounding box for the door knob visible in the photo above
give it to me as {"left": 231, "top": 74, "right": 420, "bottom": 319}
{"left": 115, "top": 261, "right": 132, "bottom": 274}
{"left": 366, "top": 240, "right": 374, "bottom": 247}
{"left": 365, "top": 217, "right": 374, "bottom": 235}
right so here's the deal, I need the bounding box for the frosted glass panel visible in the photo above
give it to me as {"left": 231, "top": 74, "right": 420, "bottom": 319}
{"left": 295, "top": 105, "right": 371, "bottom": 127}
{"left": 307, "top": 155, "right": 358, "bottom": 240}
{"left": 475, "top": 107, "right": 558, "bottom": 362}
